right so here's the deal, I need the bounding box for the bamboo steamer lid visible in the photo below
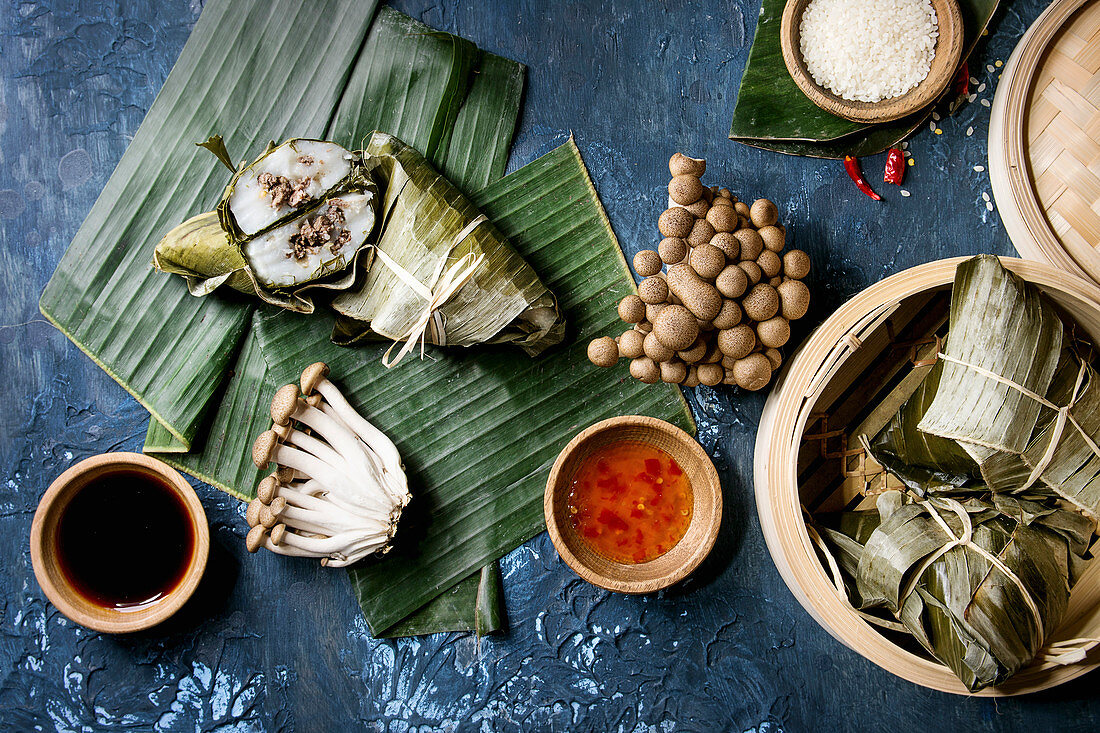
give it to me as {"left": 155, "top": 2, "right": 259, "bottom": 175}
{"left": 989, "top": 0, "right": 1100, "bottom": 285}
{"left": 754, "top": 256, "right": 1100, "bottom": 696}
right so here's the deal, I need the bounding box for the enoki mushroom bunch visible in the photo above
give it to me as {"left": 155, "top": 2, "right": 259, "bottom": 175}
{"left": 245, "top": 362, "right": 410, "bottom": 567}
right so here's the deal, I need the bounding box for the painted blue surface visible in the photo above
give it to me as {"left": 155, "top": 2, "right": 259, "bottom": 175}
{"left": 1, "top": 0, "right": 1093, "bottom": 730}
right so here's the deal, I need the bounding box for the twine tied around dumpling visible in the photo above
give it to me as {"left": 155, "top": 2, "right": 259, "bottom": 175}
{"left": 936, "top": 352, "right": 1100, "bottom": 492}
{"left": 371, "top": 214, "right": 487, "bottom": 368}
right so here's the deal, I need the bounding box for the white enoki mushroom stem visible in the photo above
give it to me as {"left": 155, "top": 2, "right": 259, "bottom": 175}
{"left": 289, "top": 404, "right": 399, "bottom": 509}
{"left": 261, "top": 437, "right": 392, "bottom": 516}
{"left": 318, "top": 400, "right": 409, "bottom": 506}
{"left": 245, "top": 363, "right": 410, "bottom": 567}
{"left": 311, "top": 376, "right": 403, "bottom": 477}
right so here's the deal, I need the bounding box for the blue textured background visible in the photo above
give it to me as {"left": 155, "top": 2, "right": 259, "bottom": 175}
{"left": 2, "top": 0, "right": 1094, "bottom": 730}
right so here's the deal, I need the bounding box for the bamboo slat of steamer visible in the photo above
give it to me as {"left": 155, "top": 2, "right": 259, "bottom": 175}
{"left": 990, "top": 0, "right": 1100, "bottom": 286}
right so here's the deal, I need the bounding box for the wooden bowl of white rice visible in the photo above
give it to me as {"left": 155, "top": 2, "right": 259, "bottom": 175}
{"left": 780, "top": 0, "right": 964, "bottom": 124}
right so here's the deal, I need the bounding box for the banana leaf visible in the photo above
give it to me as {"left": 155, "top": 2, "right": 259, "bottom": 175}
{"left": 728, "top": 0, "right": 1000, "bottom": 157}
{"left": 250, "top": 140, "right": 694, "bottom": 635}
{"left": 40, "top": 0, "right": 524, "bottom": 635}
{"left": 329, "top": 131, "right": 564, "bottom": 354}
{"left": 866, "top": 357, "right": 980, "bottom": 493}
{"left": 831, "top": 490, "right": 1095, "bottom": 691}
{"left": 38, "top": 0, "right": 380, "bottom": 449}
{"left": 918, "top": 256, "right": 1064, "bottom": 460}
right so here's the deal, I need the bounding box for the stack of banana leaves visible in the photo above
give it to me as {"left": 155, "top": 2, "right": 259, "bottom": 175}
{"left": 38, "top": 0, "right": 693, "bottom": 638}
{"left": 819, "top": 255, "right": 1100, "bottom": 691}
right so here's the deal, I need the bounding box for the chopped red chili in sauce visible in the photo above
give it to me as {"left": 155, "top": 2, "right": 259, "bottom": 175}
{"left": 566, "top": 441, "right": 693, "bottom": 564}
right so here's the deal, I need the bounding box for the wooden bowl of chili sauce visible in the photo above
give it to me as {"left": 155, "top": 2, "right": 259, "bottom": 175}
{"left": 544, "top": 416, "right": 722, "bottom": 593}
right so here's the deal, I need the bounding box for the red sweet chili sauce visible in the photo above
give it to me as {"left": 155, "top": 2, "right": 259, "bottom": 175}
{"left": 566, "top": 442, "right": 693, "bottom": 564}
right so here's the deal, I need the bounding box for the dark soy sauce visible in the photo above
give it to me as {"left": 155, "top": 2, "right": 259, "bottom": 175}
{"left": 56, "top": 469, "right": 194, "bottom": 610}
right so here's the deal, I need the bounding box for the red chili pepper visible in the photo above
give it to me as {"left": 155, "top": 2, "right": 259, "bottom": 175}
{"left": 884, "top": 148, "right": 905, "bottom": 186}
{"left": 598, "top": 508, "right": 628, "bottom": 531}
{"left": 844, "top": 156, "right": 881, "bottom": 201}
{"left": 953, "top": 61, "right": 969, "bottom": 97}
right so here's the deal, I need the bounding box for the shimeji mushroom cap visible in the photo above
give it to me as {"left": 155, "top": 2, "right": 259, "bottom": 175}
{"left": 300, "top": 362, "right": 330, "bottom": 395}
{"left": 252, "top": 430, "right": 279, "bottom": 468}
{"left": 257, "top": 475, "right": 279, "bottom": 504}
{"left": 246, "top": 524, "right": 268, "bottom": 553}
{"left": 270, "top": 524, "right": 287, "bottom": 545}
{"left": 246, "top": 498, "right": 264, "bottom": 527}
{"left": 270, "top": 383, "right": 302, "bottom": 426}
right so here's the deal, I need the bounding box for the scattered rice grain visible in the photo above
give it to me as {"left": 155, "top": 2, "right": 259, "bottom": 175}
{"left": 900, "top": 189, "right": 911, "bottom": 197}
{"left": 982, "top": 192, "right": 990, "bottom": 202}
{"left": 974, "top": 165, "right": 985, "bottom": 172}
{"left": 980, "top": 98, "right": 991, "bottom": 107}
{"left": 966, "top": 126, "right": 974, "bottom": 136}
{"left": 986, "top": 201, "right": 994, "bottom": 211}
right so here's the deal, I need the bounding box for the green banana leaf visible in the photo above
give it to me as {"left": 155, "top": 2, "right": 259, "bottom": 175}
{"left": 39, "top": 0, "right": 381, "bottom": 448}
{"left": 729, "top": 0, "right": 1000, "bottom": 157}
{"left": 866, "top": 357, "right": 980, "bottom": 493}
{"left": 833, "top": 490, "right": 1094, "bottom": 692}
{"left": 250, "top": 140, "right": 693, "bottom": 635}
{"left": 42, "top": 0, "right": 524, "bottom": 636}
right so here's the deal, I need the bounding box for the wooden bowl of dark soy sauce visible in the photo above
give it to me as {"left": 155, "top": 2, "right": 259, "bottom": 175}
{"left": 30, "top": 452, "right": 210, "bottom": 633}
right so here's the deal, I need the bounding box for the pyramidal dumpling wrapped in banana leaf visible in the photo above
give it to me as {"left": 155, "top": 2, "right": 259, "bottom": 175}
{"left": 819, "top": 490, "right": 1094, "bottom": 692}
{"left": 865, "top": 255, "right": 1100, "bottom": 519}
{"left": 155, "top": 136, "right": 377, "bottom": 312}
{"left": 328, "top": 132, "right": 565, "bottom": 358}
{"left": 153, "top": 132, "right": 565, "bottom": 361}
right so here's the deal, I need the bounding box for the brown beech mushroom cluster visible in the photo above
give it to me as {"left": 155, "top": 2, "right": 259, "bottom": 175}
{"left": 587, "top": 153, "right": 811, "bottom": 390}
{"left": 245, "top": 362, "right": 411, "bottom": 567}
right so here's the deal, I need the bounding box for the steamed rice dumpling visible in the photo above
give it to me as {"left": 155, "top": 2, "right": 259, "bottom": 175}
{"left": 243, "top": 194, "right": 375, "bottom": 289}
{"left": 866, "top": 255, "right": 1100, "bottom": 519}
{"left": 153, "top": 132, "right": 565, "bottom": 358}
{"left": 822, "top": 490, "right": 1093, "bottom": 692}
{"left": 826, "top": 255, "right": 1100, "bottom": 691}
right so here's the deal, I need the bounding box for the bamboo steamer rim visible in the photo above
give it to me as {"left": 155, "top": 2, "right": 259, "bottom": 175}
{"left": 989, "top": 0, "right": 1100, "bottom": 287}
{"left": 754, "top": 256, "right": 1100, "bottom": 696}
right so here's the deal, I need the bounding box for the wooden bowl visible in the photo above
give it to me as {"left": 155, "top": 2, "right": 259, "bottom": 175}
{"left": 780, "top": 0, "right": 965, "bottom": 124}
{"left": 755, "top": 257, "right": 1100, "bottom": 695}
{"left": 544, "top": 416, "right": 721, "bottom": 594}
{"left": 30, "top": 452, "right": 210, "bottom": 634}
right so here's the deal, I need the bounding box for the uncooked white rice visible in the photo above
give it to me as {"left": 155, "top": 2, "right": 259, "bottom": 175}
{"left": 800, "top": 0, "right": 938, "bottom": 103}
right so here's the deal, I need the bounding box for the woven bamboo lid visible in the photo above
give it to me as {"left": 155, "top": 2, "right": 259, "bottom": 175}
{"left": 989, "top": 0, "right": 1100, "bottom": 285}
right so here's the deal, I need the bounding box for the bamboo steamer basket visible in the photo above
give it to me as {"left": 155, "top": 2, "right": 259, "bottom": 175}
{"left": 754, "top": 256, "right": 1100, "bottom": 696}
{"left": 989, "top": 0, "right": 1100, "bottom": 286}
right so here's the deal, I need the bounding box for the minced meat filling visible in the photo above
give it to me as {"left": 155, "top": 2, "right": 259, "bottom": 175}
{"left": 258, "top": 172, "right": 313, "bottom": 209}
{"left": 286, "top": 202, "right": 353, "bottom": 260}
